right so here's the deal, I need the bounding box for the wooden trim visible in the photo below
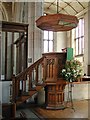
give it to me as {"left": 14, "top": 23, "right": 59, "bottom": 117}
{"left": 2, "top": 21, "right": 28, "bottom": 32}
{"left": 2, "top": 103, "right": 16, "bottom": 119}
{"left": 0, "top": 79, "right": 12, "bottom": 81}
{"left": 15, "top": 57, "right": 44, "bottom": 78}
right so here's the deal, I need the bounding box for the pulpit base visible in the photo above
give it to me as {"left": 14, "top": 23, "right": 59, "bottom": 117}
{"left": 45, "top": 80, "right": 66, "bottom": 110}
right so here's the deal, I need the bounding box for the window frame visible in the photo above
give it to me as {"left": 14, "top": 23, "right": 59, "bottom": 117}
{"left": 43, "top": 30, "right": 54, "bottom": 53}
{"left": 75, "top": 18, "right": 84, "bottom": 56}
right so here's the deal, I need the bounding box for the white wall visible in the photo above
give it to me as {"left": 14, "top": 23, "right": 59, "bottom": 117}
{"left": 65, "top": 82, "right": 89, "bottom": 101}
{"left": 82, "top": 6, "right": 90, "bottom": 74}
{"left": 56, "top": 32, "right": 67, "bottom": 52}
{"left": 84, "top": 12, "right": 88, "bottom": 75}
{"left": 28, "top": 2, "right": 43, "bottom": 66}
{"left": 88, "top": 2, "right": 90, "bottom": 65}
{"left": 1, "top": 81, "right": 11, "bottom": 103}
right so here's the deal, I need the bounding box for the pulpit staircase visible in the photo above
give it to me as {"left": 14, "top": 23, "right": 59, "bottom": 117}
{"left": 12, "top": 52, "right": 67, "bottom": 109}
{"left": 12, "top": 56, "right": 46, "bottom": 105}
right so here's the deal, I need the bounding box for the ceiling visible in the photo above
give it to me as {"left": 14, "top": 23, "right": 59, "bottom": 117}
{"left": 1, "top": 0, "right": 89, "bottom": 17}
{"left": 44, "top": 0, "right": 89, "bottom": 16}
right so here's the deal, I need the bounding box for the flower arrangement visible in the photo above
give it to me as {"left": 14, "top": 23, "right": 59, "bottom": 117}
{"left": 61, "top": 59, "right": 82, "bottom": 82}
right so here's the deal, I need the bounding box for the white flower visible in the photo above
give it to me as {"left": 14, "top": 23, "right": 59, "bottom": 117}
{"left": 62, "top": 69, "right": 66, "bottom": 72}
{"left": 61, "top": 59, "right": 82, "bottom": 82}
{"left": 73, "top": 69, "right": 76, "bottom": 73}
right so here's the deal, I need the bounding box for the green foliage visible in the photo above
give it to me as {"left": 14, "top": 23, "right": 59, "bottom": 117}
{"left": 61, "top": 60, "right": 82, "bottom": 82}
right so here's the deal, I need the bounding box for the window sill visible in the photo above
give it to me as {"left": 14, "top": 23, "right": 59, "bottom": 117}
{"left": 75, "top": 54, "right": 84, "bottom": 57}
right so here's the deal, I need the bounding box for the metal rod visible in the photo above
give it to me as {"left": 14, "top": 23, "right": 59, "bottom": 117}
{"left": 57, "top": 0, "right": 59, "bottom": 13}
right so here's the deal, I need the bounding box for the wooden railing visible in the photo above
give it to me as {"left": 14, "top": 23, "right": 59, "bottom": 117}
{"left": 12, "top": 57, "right": 44, "bottom": 103}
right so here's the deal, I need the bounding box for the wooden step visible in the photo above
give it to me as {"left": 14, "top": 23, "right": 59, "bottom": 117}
{"left": 16, "top": 83, "right": 46, "bottom": 105}
{"left": 28, "top": 90, "right": 37, "bottom": 97}
{"left": 16, "top": 90, "right": 37, "bottom": 105}
{"left": 36, "top": 83, "right": 46, "bottom": 91}
{"left": 16, "top": 96, "right": 30, "bottom": 105}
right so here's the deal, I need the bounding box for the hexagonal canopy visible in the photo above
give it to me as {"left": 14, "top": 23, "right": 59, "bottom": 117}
{"left": 36, "top": 13, "right": 78, "bottom": 32}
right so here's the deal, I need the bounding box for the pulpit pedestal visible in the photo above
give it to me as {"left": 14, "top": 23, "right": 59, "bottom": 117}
{"left": 45, "top": 80, "right": 66, "bottom": 109}
{"left": 42, "top": 52, "right": 67, "bottom": 109}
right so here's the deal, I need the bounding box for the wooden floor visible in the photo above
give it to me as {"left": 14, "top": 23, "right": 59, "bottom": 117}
{"left": 16, "top": 99, "right": 90, "bottom": 119}
{"left": 31, "top": 100, "right": 89, "bottom": 119}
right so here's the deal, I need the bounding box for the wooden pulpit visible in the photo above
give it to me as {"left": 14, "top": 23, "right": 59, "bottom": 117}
{"left": 42, "top": 52, "right": 67, "bottom": 109}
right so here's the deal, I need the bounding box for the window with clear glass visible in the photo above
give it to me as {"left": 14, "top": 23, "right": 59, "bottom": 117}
{"left": 43, "top": 30, "right": 54, "bottom": 53}
{"left": 75, "top": 18, "right": 84, "bottom": 56}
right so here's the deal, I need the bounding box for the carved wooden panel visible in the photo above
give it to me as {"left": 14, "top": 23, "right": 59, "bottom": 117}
{"left": 42, "top": 52, "right": 67, "bottom": 82}
{"left": 46, "top": 59, "right": 55, "bottom": 78}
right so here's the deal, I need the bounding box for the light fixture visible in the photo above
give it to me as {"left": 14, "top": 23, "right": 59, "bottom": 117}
{"left": 36, "top": 1, "right": 78, "bottom": 32}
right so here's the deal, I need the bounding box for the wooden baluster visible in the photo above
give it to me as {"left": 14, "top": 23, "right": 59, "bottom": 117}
{"left": 43, "top": 58, "right": 47, "bottom": 80}
{"left": 22, "top": 77, "right": 25, "bottom": 91}
{"left": 42, "top": 62, "right": 45, "bottom": 82}
{"left": 28, "top": 72, "right": 32, "bottom": 90}
{"left": 23, "top": 79, "right": 26, "bottom": 92}
{"left": 16, "top": 80, "right": 19, "bottom": 98}
{"left": 18, "top": 80, "right": 20, "bottom": 95}
{"left": 22, "top": 80, "right": 24, "bottom": 92}
{"left": 16, "top": 43, "right": 19, "bottom": 74}
{"left": 35, "top": 65, "right": 38, "bottom": 84}
{"left": 17, "top": 79, "right": 20, "bottom": 96}
{"left": 12, "top": 75, "right": 16, "bottom": 102}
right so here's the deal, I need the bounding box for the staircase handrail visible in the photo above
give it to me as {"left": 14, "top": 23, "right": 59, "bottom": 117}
{"left": 12, "top": 56, "right": 44, "bottom": 103}
{"left": 14, "top": 56, "right": 44, "bottom": 79}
